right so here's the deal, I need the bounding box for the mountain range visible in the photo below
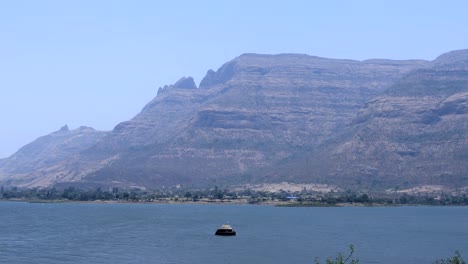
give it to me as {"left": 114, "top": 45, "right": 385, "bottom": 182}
{"left": 1, "top": 50, "right": 467, "bottom": 191}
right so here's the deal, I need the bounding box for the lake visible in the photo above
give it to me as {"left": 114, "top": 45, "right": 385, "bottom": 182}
{"left": 0, "top": 202, "right": 467, "bottom": 263}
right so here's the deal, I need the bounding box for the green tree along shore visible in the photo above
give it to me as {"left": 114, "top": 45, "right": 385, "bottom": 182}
{"left": 1, "top": 185, "right": 467, "bottom": 206}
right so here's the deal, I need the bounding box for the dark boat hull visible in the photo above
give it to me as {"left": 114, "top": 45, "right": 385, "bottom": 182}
{"left": 215, "top": 229, "right": 236, "bottom": 236}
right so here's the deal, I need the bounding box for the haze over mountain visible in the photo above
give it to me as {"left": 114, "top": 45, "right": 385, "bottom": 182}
{"left": 1, "top": 50, "right": 467, "bottom": 191}
{"left": 0, "top": 126, "right": 108, "bottom": 187}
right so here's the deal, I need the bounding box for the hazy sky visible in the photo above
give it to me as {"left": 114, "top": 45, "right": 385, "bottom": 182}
{"left": 1, "top": 0, "right": 467, "bottom": 158}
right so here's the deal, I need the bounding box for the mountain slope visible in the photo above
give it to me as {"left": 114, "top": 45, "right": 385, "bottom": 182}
{"left": 0, "top": 126, "right": 108, "bottom": 186}
{"left": 4, "top": 51, "right": 467, "bottom": 190}
{"left": 19, "top": 53, "right": 428, "bottom": 188}
{"left": 283, "top": 50, "right": 468, "bottom": 190}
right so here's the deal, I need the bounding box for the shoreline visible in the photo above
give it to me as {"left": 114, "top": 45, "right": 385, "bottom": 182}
{"left": 2, "top": 198, "right": 466, "bottom": 207}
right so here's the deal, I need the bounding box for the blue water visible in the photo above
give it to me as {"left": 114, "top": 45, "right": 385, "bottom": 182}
{"left": 0, "top": 202, "right": 467, "bottom": 264}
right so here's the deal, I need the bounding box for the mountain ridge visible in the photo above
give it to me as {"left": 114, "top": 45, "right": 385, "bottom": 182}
{"left": 1, "top": 50, "right": 466, "bottom": 190}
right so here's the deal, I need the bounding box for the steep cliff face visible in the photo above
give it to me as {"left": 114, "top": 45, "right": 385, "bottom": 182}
{"left": 288, "top": 50, "right": 468, "bottom": 190}
{"left": 3, "top": 51, "right": 467, "bottom": 190}
{"left": 43, "top": 53, "right": 426, "bottom": 189}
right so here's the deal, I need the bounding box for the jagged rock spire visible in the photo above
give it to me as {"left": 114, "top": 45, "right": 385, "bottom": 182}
{"left": 172, "top": 77, "right": 197, "bottom": 89}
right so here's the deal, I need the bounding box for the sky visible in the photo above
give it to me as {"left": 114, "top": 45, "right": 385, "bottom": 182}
{"left": 1, "top": 0, "right": 468, "bottom": 158}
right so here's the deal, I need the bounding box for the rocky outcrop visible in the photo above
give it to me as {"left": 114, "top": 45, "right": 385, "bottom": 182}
{"left": 173, "top": 77, "right": 197, "bottom": 89}
{"left": 157, "top": 77, "right": 197, "bottom": 96}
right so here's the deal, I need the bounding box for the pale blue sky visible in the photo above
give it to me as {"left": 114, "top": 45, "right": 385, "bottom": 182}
{"left": 1, "top": 0, "right": 467, "bottom": 158}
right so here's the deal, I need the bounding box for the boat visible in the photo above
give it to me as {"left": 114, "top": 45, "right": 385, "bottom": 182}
{"left": 215, "top": 224, "right": 236, "bottom": 236}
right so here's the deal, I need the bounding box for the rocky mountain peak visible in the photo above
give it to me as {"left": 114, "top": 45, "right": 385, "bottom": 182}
{"left": 0, "top": 126, "right": 108, "bottom": 180}
{"left": 199, "top": 62, "right": 237, "bottom": 88}
{"left": 172, "top": 76, "right": 197, "bottom": 89}
{"left": 156, "top": 77, "right": 197, "bottom": 96}
{"left": 199, "top": 53, "right": 326, "bottom": 89}
{"left": 432, "top": 49, "right": 468, "bottom": 66}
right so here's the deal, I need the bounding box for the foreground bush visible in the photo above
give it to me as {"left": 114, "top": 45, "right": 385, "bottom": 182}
{"left": 314, "top": 244, "right": 358, "bottom": 264}
{"left": 314, "top": 246, "right": 465, "bottom": 264}
{"left": 434, "top": 251, "right": 466, "bottom": 264}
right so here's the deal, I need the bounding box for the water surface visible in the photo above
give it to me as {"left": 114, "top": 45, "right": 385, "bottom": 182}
{"left": 0, "top": 202, "right": 467, "bottom": 263}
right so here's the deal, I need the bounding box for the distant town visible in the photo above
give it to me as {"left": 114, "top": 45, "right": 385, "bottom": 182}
{"left": 1, "top": 185, "right": 467, "bottom": 206}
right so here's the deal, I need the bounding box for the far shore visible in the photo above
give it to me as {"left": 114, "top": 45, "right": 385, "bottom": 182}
{"left": 2, "top": 198, "right": 465, "bottom": 207}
